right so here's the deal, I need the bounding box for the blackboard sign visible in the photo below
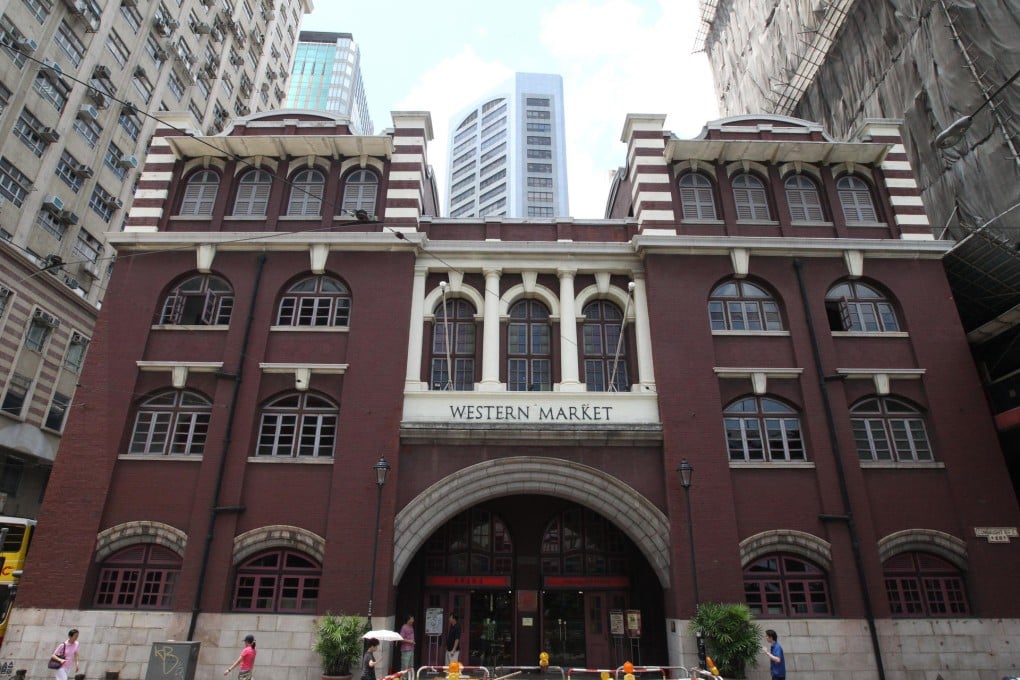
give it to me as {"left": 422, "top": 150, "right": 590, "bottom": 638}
{"left": 144, "top": 641, "right": 200, "bottom": 680}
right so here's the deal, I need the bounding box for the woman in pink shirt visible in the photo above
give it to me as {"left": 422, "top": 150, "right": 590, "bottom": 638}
{"left": 50, "top": 629, "right": 80, "bottom": 680}
{"left": 224, "top": 634, "right": 257, "bottom": 680}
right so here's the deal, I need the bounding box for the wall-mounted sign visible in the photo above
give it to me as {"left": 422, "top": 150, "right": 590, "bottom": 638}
{"left": 426, "top": 575, "right": 511, "bottom": 587}
{"left": 544, "top": 576, "right": 629, "bottom": 589}
{"left": 974, "top": 527, "right": 1018, "bottom": 543}
{"left": 517, "top": 590, "right": 538, "bottom": 612}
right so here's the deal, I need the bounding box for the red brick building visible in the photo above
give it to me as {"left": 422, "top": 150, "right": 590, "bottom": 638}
{"left": 2, "top": 110, "right": 1017, "bottom": 680}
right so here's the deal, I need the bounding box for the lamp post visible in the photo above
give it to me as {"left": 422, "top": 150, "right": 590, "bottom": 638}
{"left": 367, "top": 455, "right": 391, "bottom": 623}
{"left": 677, "top": 459, "right": 704, "bottom": 670}
{"left": 935, "top": 67, "right": 1020, "bottom": 148}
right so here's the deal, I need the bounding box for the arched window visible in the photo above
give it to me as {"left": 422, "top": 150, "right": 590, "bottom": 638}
{"left": 732, "top": 173, "right": 771, "bottom": 220}
{"left": 884, "top": 552, "right": 968, "bottom": 616}
{"left": 851, "top": 397, "right": 932, "bottom": 462}
{"left": 425, "top": 509, "right": 514, "bottom": 575}
{"left": 158, "top": 274, "right": 234, "bottom": 326}
{"left": 708, "top": 280, "right": 783, "bottom": 331}
{"left": 341, "top": 169, "right": 379, "bottom": 214}
{"left": 824, "top": 281, "right": 900, "bottom": 332}
{"left": 582, "top": 300, "right": 629, "bottom": 392}
{"left": 232, "top": 549, "right": 320, "bottom": 612}
{"left": 257, "top": 393, "right": 338, "bottom": 457}
{"left": 837, "top": 176, "right": 878, "bottom": 223}
{"left": 744, "top": 553, "right": 832, "bottom": 617}
{"left": 507, "top": 299, "right": 551, "bottom": 391}
{"left": 94, "top": 544, "right": 181, "bottom": 609}
{"left": 431, "top": 299, "right": 476, "bottom": 391}
{"left": 129, "top": 390, "right": 212, "bottom": 455}
{"left": 232, "top": 168, "right": 273, "bottom": 215}
{"left": 540, "top": 508, "right": 630, "bottom": 575}
{"left": 286, "top": 168, "right": 324, "bottom": 216}
{"left": 724, "top": 396, "right": 805, "bottom": 462}
{"left": 784, "top": 175, "right": 824, "bottom": 221}
{"left": 678, "top": 173, "right": 717, "bottom": 220}
{"left": 179, "top": 169, "right": 219, "bottom": 216}
{"left": 276, "top": 275, "right": 351, "bottom": 327}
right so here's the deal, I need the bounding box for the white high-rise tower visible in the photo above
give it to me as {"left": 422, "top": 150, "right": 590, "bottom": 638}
{"left": 446, "top": 73, "right": 569, "bottom": 218}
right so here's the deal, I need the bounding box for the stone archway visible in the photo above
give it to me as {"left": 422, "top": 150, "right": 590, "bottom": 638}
{"left": 392, "top": 456, "right": 671, "bottom": 587}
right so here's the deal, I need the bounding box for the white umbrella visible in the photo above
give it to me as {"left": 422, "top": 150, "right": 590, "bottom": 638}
{"left": 363, "top": 629, "right": 406, "bottom": 642}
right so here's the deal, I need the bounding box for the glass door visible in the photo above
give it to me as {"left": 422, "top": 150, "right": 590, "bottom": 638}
{"left": 469, "top": 591, "right": 514, "bottom": 667}
{"left": 541, "top": 591, "right": 585, "bottom": 668}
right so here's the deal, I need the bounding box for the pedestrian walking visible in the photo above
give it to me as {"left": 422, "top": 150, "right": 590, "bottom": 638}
{"left": 224, "top": 634, "right": 257, "bottom": 680}
{"left": 762, "top": 629, "right": 786, "bottom": 680}
{"left": 50, "top": 629, "right": 80, "bottom": 680}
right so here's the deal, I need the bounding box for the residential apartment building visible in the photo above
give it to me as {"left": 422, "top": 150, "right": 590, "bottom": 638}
{"left": 0, "top": 0, "right": 312, "bottom": 518}
{"left": 447, "top": 72, "right": 568, "bottom": 218}
{"left": 696, "top": 0, "right": 1020, "bottom": 493}
{"left": 287, "top": 30, "right": 372, "bottom": 135}
{"left": 2, "top": 107, "right": 1017, "bottom": 680}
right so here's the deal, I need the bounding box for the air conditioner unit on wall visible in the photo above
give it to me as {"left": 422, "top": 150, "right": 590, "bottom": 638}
{"left": 92, "top": 64, "right": 111, "bottom": 79}
{"left": 42, "top": 195, "right": 65, "bottom": 213}
{"left": 83, "top": 260, "right": 100, "bottom": 278}
{"left": 77, "top": 104, "right": 99, "bottom": 123}
{"left": 40, "top": 59, "right": 63, "bottom": 81}
{"left": 58, "top": 210, "right": 79, "bottom": 225}
{"left": 37, "top": 127, "right": 60, "bottom": 143}
{"left": 106, "top": 197, "right": 124, "bottom": 210}
{"left": 13, "top": 36, "right": 38, "bottom": 53}
{"left": 116, "top": 155, "right": 139, "bottom": 169}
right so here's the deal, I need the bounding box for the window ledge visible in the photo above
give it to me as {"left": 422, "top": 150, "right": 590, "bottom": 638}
{"left": 224, "top": 214, "right": 266, "bottom": 220}
{"left": 790, "top": 221, "right": 834, "bottom": 227}
{"left": 269, "top": 325, "right": 350, "bottom": 333}
{"left": 860, "top": 460, "right": 944, "bottom": 469}
{"left": 728, "top": 461, "right": 815, "bottom": 469}
{"left": 681, "top": 218, "right": 725, "bottom": 225}
{"left": 0, "top": 410, "right": 25, "bottom": 424}
{"left": 831, "top": 331, "right": 909, "bottom": 338}
{"left": 151, "top": 324, "right": 230, "bottom": 331}
{"left": 712, "top": 330, "right": 790, "bottom": 337}
{"left": 170, "top": 215, "right": 213, "bottom": 220}
{"left": 735, "top": 219, "right": 780, "bottom": 226}
{"left": 247, "top": 456, "right": 334, "bottom": 464}
{"left": 845, "top": 221, "right": 890, "bottom": 228}
{"left": 278, "top": 215, "right": 322, "bottom": 221}
{"left": 117, "top": 454, "right": 203, "bottom": 461}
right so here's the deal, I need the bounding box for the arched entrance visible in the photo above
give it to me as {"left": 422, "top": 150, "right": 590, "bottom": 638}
{"left": 393, "top": 458, "right": 670, "bottom": 669}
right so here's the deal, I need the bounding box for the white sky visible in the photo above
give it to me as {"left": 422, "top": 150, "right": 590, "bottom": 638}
{"left": 302, "top": 1, "right": 719, "bottom": 219}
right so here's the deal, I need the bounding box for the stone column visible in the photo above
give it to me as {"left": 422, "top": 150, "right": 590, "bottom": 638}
{"left": 632, "top": 273, "right": 656, "bottom": 391}
{"left": 479, "top": 267, "right": 503, "bottom": 390}
{"left": 558, "top": 268, "right": 583, "bottom": 391}
{"left": 404, "top": 266, "right": 428, "bottom": 390}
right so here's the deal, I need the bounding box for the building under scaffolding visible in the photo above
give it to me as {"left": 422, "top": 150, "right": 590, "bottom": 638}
{"left": 698, "top": 0, "right": 1020, "bottom": 491}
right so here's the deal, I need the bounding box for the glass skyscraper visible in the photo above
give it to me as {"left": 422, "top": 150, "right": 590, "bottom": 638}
{"left": 287, "top": 31, "right": 373, "bottom": 135}
{"left": 446, "top": 73, "right": 569, "bottom": 218}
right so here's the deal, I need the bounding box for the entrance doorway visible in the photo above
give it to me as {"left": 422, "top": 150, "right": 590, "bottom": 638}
{"left": 541, "top": 591, "right": 585, "bottom": 668}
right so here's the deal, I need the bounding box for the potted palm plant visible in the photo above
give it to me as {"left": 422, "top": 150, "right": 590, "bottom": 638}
{"left": 689, "top": 602, "right": 762, "bottom": 679}
{"left": 314, "top": 613, "right": 364, "bottom": 680}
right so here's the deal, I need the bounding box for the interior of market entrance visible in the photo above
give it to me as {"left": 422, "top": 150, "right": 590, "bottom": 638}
{"left": 395, "top": 495, "right": 665, "bottom": 670}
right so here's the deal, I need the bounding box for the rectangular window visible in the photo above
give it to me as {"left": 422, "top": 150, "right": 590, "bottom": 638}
{"left": 33, "top": 73, "right": 71, "bottom": 111}
{"left": 480, "top": 132, "right": 506, "bottom": 150}
{"left": 479, "top": 144, "right": 506, "bottom": 164}
{"left": 64, "top": 332, "right": 90, "bottom": 371}
{"left": 26, "top": 313, "right": 55, "bottom": 351}
{"left": 22, "top": 0, "right": 52, "bottom": 23}
{"left": 144, "top": 33, "right": 163, "bottom": 66}
{"left": 527, "top": 191, "right": 553, "bottom": 202}
{"left": 119, "top": 108, "right": 143, "bottom": 141}
{"left": 1, "top": 15, "right": 29, "bottom": 67}
{"left": 195, "top": 77, "right": 210, "bottom": 99}
{"left": 0, "top": 157, "right": 31, "bottom": 207}
{"left": 528, "top": 177, "right": 553, "bottom": 187}
{"left": 479, "top": 157, "right": 505, "bottom": 177}
{"left": 527, "top": 136, "right": 551, "bottom": 145}
{"left": 55, "top": 20, "right": 86, "bottom": 65}
{"left": 14, "top": 108, "right": 47, "bottom": 156}
{"left": 526, "top": 110, "right": 550, "bottom": 119}
{"left": 133, "top": 71, "right": 154, "bottom": 102}
{"left": 527, "top": 149, "right": 552, "bottom": 159}
{"left": 73, "top": 229, "right": 101, "bottom": 263}
{"left": 0, "top": 286, "right": 11, "bottom": 319}
{"left": 56, "top": 151, "right": 84, "bottom": 193}
{"left": 45, "top": 392, "right": 71, "bottom": 431}
{"left": 36, "top": 210, "right": 66, "bottom": 240}
{"left": 1, "top": 373, "right": 32, "bottom": 417}
{"left": 527, "top": 207, "right": 554, "bottom": 217}
{"left": 107, "top": 30, "right": 130, "bottom": 66}
{"left": 89, "top": 186, "right": 115, "bottom": 222}
{"left": 527, "top": 123, "right": 551, "bottom": 132}
{"left": 104, "top": 141, "right": 128, "bottom": 179}
{"left": 73, "top": 115, "right": 101, "bottom": 147}
{"left": 527, "top": 163, "right": 552, "bottom": 173}
{"left": 0, "top": 457, "right": 24, "bottom": 495}
{"left": 479, "top": 169, "right": 506, "bottom": 189}
{"left": 526, "top": 97, "right": 550, "bottom": 106}
{"left": 478, "top": 185, "right": 504, "bottom": 205}
{"left": 120, "top": 4, "right": 143, "bottom": 31}
{"left": 0, "top": 82, "right": 10, "bottom": 111}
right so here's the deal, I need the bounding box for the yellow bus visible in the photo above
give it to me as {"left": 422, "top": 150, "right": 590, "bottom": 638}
{"left": 0, "top": 516, "right": 36, "bottom": 649}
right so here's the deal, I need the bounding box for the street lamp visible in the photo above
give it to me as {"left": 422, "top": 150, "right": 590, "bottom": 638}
{"left": 935, "top": 67, "right": 1020, "bottom": 148}
{"left": 677, "top": 460, "right": 699, "bottom": 606}
{"left": 367, "top": 455, "right": 391, "bottom": 622}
